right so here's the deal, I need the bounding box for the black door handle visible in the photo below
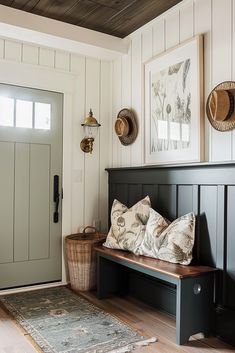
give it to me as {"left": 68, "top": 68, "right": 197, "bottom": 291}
{"left": 53, "top": 175, "right": 60, "bottom": 223}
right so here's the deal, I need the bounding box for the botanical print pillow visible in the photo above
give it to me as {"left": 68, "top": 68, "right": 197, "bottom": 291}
{"left": 103, "top": 196, "right": 151, "bottom": 253}
{"left": 137, "top": 209, "right": 195, "bottom": 265}
{"left": 136, "top": 208, "right": 170, "bottom": 258}
{"left": 157, "top": 213, "right": 195, "bottom": 265}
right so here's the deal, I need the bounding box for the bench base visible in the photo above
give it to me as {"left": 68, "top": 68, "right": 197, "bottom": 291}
{"left": 96, "top": 250, "right": 215, "bottom": 345}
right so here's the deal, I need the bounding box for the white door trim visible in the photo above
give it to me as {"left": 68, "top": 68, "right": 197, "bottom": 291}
{"left": 0, "top": 60, "right": 76, "bottom": 287}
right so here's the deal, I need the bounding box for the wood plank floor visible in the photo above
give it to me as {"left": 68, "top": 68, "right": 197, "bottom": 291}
{"left": 0, "top": 289, "right": 234, "bottom": 353}
{"left": 0, "top": 306, "right": 37, "bottom": 353}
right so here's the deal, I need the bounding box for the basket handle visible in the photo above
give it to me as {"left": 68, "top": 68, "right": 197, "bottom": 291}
{"left": 82, "top": 226, "right": 98, "bottom": 238}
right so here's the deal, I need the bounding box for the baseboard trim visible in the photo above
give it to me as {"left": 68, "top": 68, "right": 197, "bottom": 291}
{"left": 0, "top": 281, "right": 68, "bottom": 295}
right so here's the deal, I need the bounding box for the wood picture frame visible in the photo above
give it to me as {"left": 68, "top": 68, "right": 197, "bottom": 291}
{"left": 144, "top": 35, "right": 204, "bottom": 165}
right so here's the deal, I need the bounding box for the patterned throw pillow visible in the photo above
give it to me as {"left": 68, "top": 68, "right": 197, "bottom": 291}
{"left": 136, "top": 208, "right": 170, "bottom": 258}
{"left": 103, "top": 196, "right": 151, "bottom": 253}
{"left": 137, "top": 208, "right": 195, "bottom": 265}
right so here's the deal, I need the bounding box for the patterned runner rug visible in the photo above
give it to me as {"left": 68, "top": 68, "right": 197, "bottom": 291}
{"left": 0, "top": 286, "right": 157, "bottom": 353}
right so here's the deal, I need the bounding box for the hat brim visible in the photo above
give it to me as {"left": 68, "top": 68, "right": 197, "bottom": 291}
{"left": 206, "top": 81, "right": 235, "bottom": 131}
{"left": 116, "top": 109, "right": 138, "bottom": 146}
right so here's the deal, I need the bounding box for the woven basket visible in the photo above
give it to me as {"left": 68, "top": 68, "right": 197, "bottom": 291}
{"left": 65, "top": 227, "right": 106, "bottom": 291}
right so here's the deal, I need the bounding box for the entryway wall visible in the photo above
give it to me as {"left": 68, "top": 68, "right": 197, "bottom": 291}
{"left": 3, "top": 0, "right": 234, "bottom": 288}
{"left": 0, "top": 36, "right": 112, "bottom": 284}
{"left": 111, "top": 0, "right": 235, "bottom": 167}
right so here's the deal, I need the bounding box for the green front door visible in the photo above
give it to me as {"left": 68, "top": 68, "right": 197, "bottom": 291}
{"left": 0, "top": 83, "right": 63, "bottom": 289}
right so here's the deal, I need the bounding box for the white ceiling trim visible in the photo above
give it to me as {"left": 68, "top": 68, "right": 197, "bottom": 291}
{"left": 0, "top": 5, "right": 129, "bottom": 60}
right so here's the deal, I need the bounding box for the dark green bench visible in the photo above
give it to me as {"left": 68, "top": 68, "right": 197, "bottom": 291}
{"left": 95, "top": 245, "right": 217, "bottom": 345}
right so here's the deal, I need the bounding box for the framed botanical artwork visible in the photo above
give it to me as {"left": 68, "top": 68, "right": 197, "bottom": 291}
{"left": 144, "top": 35, "right": 204, "bottom": 165}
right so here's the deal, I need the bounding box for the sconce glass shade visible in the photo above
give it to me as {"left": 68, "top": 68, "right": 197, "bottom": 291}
{"left": 83, "top": 125, "right": 99, "bottom": 139}
{"left": 80, "top": 109, "right": 101, "bottom": 153}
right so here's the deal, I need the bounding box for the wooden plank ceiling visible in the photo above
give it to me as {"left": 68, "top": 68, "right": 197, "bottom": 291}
{"left": 0, "top": 0, "right": 182, "bottom": 38}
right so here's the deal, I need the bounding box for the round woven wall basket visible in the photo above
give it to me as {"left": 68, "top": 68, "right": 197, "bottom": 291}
{"left": 65, "top": 227, "right": 106, "bottom": 291}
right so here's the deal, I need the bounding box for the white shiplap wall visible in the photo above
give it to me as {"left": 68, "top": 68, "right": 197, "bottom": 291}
{"left": 111, "top": 0, "right": 235, "bottom": 166}
{"left": 0, "top": 37, "right": 111, "bottom": 234}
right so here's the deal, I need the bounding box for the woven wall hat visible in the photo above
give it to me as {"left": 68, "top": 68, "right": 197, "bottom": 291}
{"left": 206, "top": 81, "right": 235, "bottom": 131}
{"left": 114, "top": 108, "right": 138, "bottom": 145}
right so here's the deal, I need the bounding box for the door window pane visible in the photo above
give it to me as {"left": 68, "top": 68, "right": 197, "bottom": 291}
{"left": 0, "top": 97, "right": 14, "bottom": 127}
{"left": 16, "top": 99, "right": 33, "bottom": 128}
{"left": 35, "top": 102, "right": 51, "bottom": 130}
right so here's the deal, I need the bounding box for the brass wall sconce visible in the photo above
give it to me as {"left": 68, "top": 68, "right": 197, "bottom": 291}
{"left": 80, "top": 109, "right": 101, "bottom": 153}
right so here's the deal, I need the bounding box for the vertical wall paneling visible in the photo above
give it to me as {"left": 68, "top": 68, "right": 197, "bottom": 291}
{"left": 112, "top": 0, "right": 235, "bottom": 166}
{"left": 55, "top": 51, "right": 70, "bottom": 71}
{"left": 176, "top": 183, "right": 199, "bottom": 259}
{"left": 0, "top": 39, "right": 4, "bottom": 58}
{"left": 71, "top": 55, "right": 85, "bottom": 233}
{"left": 121, "top": 48, "right": 131, "bottom": 107}
{"left": 84, "top": 58, "right": 100, "bottom": 226}
{"left": 128, "top": 184, "right": 142, "bottom": 206}
{"left": 232, "top": 0, "right": 235, "bottom": 157}
{"left": 179, "top": 1, "right": 194, "bottom": 42}
{"left": 109, "top": 63, "right": 113, "bottom": 169}
{"left": 192, "top": 184, "right": 200, "bottom": 261}
{"left": 4, "top": 40, "right": 22, "bottom": 62}
{"left": 211, "top": 0, "right": 232, "bottom": 161}
{"left": 120, "top": 46, "right": 131, "bottom": 166}
{"left": 99, "top": 61, "right": 111, "bottom": 232}
{"left": 152, "top": 19, "right": 165, "bottom": 56}
{"left": 216, "top": 185, "right": 226, "bottom": 304}
{"left": 29, "top": 144, "right": 50, "bottom": 260}
{"left": 194, "top": 0, "right": 212, "bottom": 161}
{"left": 192, "top": 185, "right": 199, "bottom": 215}
{"left": 216, "top": 185, "right": 225, "bottom": 270}
{"left": 70, "top": 54, "right": 83, "bottom": 73}
{"left": 177, "top": 185, "right": 193, "bottom": 217}
{"left": 141, "top": 28, "right": 153, "bottom": 168}
{"left": 142, "top": 184, "right": 158, "bottom": 208}
{"left": 227, "top": 186, "right": 235, "bottom": 308}
{"left": 22, "top": 44, "right": 39, "bottom": 65}
{"left": 112, "top": 58, "right": 122, "bottom": 167}
{"left": 61, "top": 89, "right": 73, "bottom": 241}
{"left": 158, "top": 185, "right": 177, "bottom": 220}
{"left": 131, "top": 33, "right": 143, "bottom": 165}
{"left": 114, "top": 183, "right": 128, "bottom": 206}
{"left": 142, "top": 27, "right": 153, "bottom": 62}
{"left": 39, "top": 47, "right": 55, "bottom": 68}
{"left": 177, "top": 184, "right": 198, "bottom": 219}
{"left": 14, "top": 143, "right": 30, "bottom": 262}
{"left": 165, "top": 10, "right": 180, "bottom": 49}
{"left": 199, "top": 185, "right": 217, "bottom": 266}
{"left": 0, "top": 142, "right": 14, "bottom": 264}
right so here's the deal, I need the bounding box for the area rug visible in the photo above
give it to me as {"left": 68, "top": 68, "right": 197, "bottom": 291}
{"left": 0, "top": 287, "right": 157, "bottom": 353}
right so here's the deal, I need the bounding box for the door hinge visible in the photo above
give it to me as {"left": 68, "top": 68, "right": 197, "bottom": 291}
{"left": 61, "top": 188, "right": 64, "bottom": 199}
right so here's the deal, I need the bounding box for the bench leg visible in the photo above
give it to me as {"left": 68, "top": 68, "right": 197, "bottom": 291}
{"left": 176, "top": 273, "right": 214, "bottom": 345}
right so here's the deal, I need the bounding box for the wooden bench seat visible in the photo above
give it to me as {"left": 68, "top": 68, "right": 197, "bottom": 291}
{"left": 95, "top": 245, "right": 217, "bottom": 345}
